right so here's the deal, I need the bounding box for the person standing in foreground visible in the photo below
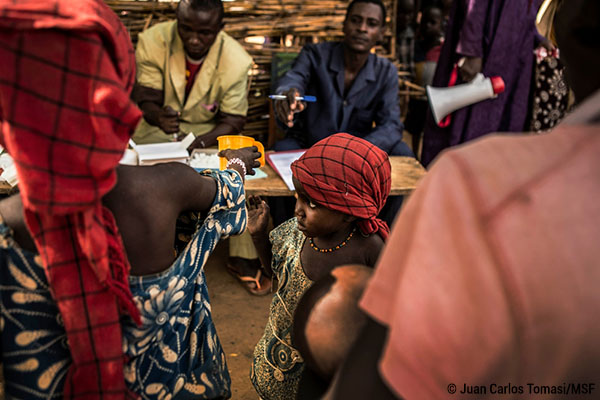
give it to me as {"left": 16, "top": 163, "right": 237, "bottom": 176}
{"left": 248, "top": 134, "right": 390, "bottom": 400}
{"left": 0, "top": 0, "right": 142, "bottom": 397}
{"left": 132, "top": 0, "right": 252, "bottom": 151}
{"left": 327, "top": 1, "right": 600, "bottom": 398}
{"left": 395, "top": 0, "right": 416, "bottom": 80}
{"left": 421, "top": 0, "right": 550, "bottom": 166}
{"left": 0, "top": 147, "right": 261, "bottom": 398}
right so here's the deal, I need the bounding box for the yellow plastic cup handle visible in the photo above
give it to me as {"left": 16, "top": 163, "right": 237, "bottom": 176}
{"left": 217, "top": 135, "right": 265, "bottom": 170}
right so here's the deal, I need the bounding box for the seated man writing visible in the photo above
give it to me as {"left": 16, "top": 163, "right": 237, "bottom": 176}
{"left": 132, "top": 0, "right": 252, "bottom": 151}
{"left": 132, "top": 0, "right": 266, "bottom": 296}
{"left": 273, "top": 0, "right": 412, "bottom": 157}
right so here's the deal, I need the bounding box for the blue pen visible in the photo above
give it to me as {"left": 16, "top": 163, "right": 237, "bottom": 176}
{"left": 268, "top": 95, "right": 317, "bottom": 102}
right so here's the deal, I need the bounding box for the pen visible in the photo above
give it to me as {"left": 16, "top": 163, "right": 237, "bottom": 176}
{"left": 269, "top": 95, "right": 317, "bottom": 102}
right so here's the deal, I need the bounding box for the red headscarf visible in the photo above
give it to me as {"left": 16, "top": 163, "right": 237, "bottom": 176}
{"left": 291, "top": 133, "right": 392, "bottom": 240}
{"left": 0, "top": 0, "right": 141, "bottom": 398}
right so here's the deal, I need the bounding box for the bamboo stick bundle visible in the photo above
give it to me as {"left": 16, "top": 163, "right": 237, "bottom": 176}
{"left": 107, "top": 0, "right": 394, "bottom": 49}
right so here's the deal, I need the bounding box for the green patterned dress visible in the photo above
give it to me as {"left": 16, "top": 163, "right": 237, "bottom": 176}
{"left": 251, "top": 218, "right": 313, "bottom": 400}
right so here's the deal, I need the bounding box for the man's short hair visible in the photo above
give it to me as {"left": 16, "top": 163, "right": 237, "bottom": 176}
{"left": 179, "top": 0, "right": 224, "bottom": 21}
{"left": 346, "top": 0, "right": 387, "bottom": 25}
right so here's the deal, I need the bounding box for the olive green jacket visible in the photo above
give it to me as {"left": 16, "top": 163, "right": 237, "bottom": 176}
{"left": 133, "top": 21, "right": 252, "bottom": 143}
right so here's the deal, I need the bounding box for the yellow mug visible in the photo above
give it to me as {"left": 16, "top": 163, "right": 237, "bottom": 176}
{"left": 217, "top": 135, "right": 265, "bottom": 170}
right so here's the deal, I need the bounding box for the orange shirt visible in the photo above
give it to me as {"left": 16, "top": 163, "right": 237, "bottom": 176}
{"left": 362, "top": 105, "right": 600, "bottom": 399}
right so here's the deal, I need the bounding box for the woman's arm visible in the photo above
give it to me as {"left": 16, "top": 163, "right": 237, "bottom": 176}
{"left": 153, "top": 146, "right": 261, "bottom": 215}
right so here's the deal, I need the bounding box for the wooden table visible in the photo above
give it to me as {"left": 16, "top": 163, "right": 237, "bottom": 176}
{"left": 0, "top": 157, "right": 427, "bottom": 196}
{"left": 245, "top": 156, "right": 426, "bottom": 196}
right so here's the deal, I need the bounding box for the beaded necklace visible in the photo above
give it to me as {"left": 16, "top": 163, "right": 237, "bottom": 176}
{"left": 309, "top": 227, "right": 356, "bottom": 253}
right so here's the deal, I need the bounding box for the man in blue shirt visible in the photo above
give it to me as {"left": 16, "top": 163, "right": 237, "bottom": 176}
{"left": 273, "top": 0, "right": 413, "bottom": 156}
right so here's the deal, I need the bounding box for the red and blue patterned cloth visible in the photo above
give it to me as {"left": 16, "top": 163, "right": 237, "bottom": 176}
{"left": 0, "top": 169, "right": 246, "bottom": 399}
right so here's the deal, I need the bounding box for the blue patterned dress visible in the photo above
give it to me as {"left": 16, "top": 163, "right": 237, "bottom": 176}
{"left": 0, "top": 169, "right": 246, "bottom": 399}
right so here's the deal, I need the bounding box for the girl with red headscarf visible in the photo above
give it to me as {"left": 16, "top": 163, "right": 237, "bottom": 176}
{"left": 247, "top": 133, "right": 391, "bottom": 400}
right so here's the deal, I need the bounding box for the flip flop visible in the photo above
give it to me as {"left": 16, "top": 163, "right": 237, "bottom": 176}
{"left": 226, "top": 262, "right": 272, "bottom": 296}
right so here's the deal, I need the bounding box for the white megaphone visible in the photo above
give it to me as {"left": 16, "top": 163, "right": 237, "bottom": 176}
{"left": 427, "top": 73, "right": 505, "bottom": 126}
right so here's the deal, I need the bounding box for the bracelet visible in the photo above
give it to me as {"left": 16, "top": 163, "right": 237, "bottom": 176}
{"left": 226, "top": 157, "right": 246, "bottom": 178}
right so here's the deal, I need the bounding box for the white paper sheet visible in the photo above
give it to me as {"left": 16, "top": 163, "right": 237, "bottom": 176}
{"left": 133, "top": 133, "right": 195, "bottom": 165}
{"left": 266, "top": 150, "right": 306, "bottom": 190}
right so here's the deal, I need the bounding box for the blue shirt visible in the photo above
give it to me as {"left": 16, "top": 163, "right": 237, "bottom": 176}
{"left": 276, "top": 42, "right": 404, "bottom": 153}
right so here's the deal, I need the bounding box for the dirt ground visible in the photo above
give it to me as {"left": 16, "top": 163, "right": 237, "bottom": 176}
{"left": 203, "top": 239, "right": 273, "bottom": 400}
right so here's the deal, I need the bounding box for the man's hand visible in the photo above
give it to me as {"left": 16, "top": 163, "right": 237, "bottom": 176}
{"left": 274, "top": 88, "right": 306, "bottom": 128}
{"left": 458, "top": 56, "right": 483, "bottom": 83}
{"left": 157, "top": 105, "right": 180, "bottom": 134}
{"left": 219, "top": 146, "right": 261, "bottom": 176}
{"left": 247, "top": 195, "right": 270, "bottom": 236}
{"left": 188, "top": 136, "right": 207, "bottom": 151}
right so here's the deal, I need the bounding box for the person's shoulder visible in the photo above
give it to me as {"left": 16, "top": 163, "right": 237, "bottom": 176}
{"left": 270, "top": 217, "right": 304, "bottom": 247}
{"left": 287, "top": 41, "right": 339, "bottom": 71}
{"left": 431, "top": 129, "right": 593, "bottom": 212}
{"left": 446, "top": 131, "right": 562, "bottom": 177}
{"left": 136, "top": 21, "right": 176, "bottom": 64}
{"left": 115, "top": 163, "right": 195, "bottom": 192}
{"left": 355, "top": 232, "right": 384, "bottom": 267}
{"left": 299, "top": 41, "right": 337, "bottom": 58}
{"left": 310, "top": 41, "right": 337, "bottom": 51}
{"left": 218, "top": 31, "right": 253, "bottom": 68}
{"left": 371, "top": 52, "right": 397, "bottom": 74}
{"left": 272, "top": 217, "right": 300, "bottom": 237}
{"left": 138, "top": 20, "right": 177, "bottom": 45}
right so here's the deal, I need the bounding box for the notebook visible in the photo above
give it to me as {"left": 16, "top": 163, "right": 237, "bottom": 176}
{"left": 130, "top": 133, "right": 195, "bottom": 165}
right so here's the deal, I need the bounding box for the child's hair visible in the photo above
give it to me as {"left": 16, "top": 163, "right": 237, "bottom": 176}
{"left": 293, "top": 265, "right": 372, "bottom": 380}
{"left": 290, "top": 133, "right": 391, "bottom": 240}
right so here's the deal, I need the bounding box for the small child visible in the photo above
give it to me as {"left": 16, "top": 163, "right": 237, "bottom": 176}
{"left": 247, "top": 133, "right": 391, "bottom": 400}
{"left": 414, "top": 5, "right": 444, "bottom": 86}
{"left": 396, "top": 0, "right": 417, "bottom": 78}
{"left": 293, "top": 265, "right": 373, "bottom": 399}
